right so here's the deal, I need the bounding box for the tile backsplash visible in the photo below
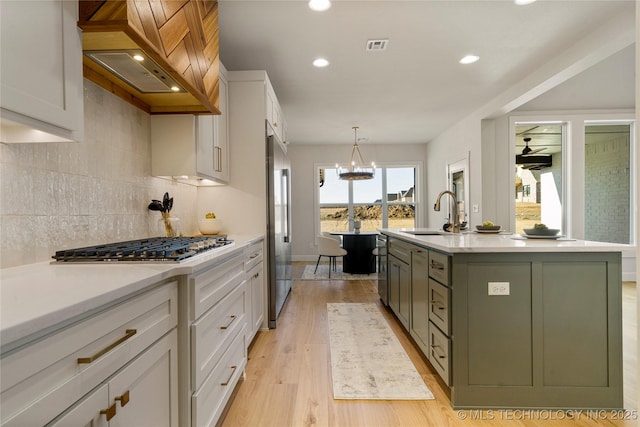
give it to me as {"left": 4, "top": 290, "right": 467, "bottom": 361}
{"left": 0, "top": 80, "right": 198, "bottom": 268}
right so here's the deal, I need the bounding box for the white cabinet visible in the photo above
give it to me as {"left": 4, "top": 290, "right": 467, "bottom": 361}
{"left": 214, "top": 63, "right": 230, "bottom": 183}
{"left": 245, "top": 239, "right": 265, "bottom": 344}
{"left": 151, "top": 64, "right": 229, "bottom": 184}
{"left": 266, "top": 80, "right": 286, "bottom": 143}
{"left": 0, "top": 0, "right": 84, "bottom": 143}
{"left": 185, "top": 250, "right": 247, "bottom": 427}
{"left": 51, "top": 330, "right": 179, "bottom": 427}
{"left": 1, "top": 281, "right": 179, "bottom": 426}
{"left": 213, "top": 70, "right": 286, "bottom": 237}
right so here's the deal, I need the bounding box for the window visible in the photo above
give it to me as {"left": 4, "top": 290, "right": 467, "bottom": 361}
{"left": 319, "top": 167, "right": 350, "bottom": 233}
{"left": 385, "top": 168, "right": 416, "bottom": 230}
{"left": 584, "top": 122, "right": 633, "bottom": 244}
{"left": 511, "top": 115, "right": 635, "bottom": 243}
{"left": 318, "top": 165, "right": 418, "bottom": 233}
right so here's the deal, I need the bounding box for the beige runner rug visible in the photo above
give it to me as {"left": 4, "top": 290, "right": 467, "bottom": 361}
{"left": 327, "top": 302, "right": 435, "bottom": 400}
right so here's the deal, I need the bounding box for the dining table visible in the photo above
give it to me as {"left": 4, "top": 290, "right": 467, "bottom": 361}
{"left": 329, "top": 231, "right": 377, "bottom": 274}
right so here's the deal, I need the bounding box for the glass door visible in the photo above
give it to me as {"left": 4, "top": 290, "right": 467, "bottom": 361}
{"left": 514, "top": 123, "right": 565, "bottom": 234}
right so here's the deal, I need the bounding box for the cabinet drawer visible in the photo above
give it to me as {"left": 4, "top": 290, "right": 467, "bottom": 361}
{"left": 1, "top": 282, "right": 178, "bottom": 427}
{"left": 428, "top": 250, "right": 449, "bottom": 286}
{"left": 191, "top": 252, "right": 245, "bottom": 320}
{"left": 428, "top": 321, "right": 451, "bottom": 386}
{"left": 428, "top": 279, "right": 450, "bottom": 335}
{"left": 388, "top": 238, "right": 411, "bottom": 264}
{"left": 192, "top": 325, "right": 247, "bottom": 427}
{"left": 192, "top": 281, "right": 247, "bottom": 390}
{"left": 244, "top": 241, "right": 263, "bottom": 272}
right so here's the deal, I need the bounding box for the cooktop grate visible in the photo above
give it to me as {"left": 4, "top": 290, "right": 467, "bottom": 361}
{"left": 52, "top": 236, "right": 232, "bottom": 262}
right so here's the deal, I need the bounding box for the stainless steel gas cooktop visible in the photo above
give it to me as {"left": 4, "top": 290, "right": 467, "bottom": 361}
{"left": 52, "top": 236, "right": 233, "bottom": 263}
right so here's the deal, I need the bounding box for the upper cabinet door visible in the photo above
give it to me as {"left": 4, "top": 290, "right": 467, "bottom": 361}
{"left": 0, "top": 0, "right": 84, "bottom": 143}
{"left": 265, "top": 80, "right": 286, "bottom": 143}
{"left": 213, "top": 64, "right": 230, "bottom": 183}
{"left": 196, "top": 114, "right": 217, "bottom": 179}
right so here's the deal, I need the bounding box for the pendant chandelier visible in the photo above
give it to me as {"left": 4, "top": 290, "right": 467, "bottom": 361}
{"left": 336, "top": 126, "right": 375, "bottom": 180}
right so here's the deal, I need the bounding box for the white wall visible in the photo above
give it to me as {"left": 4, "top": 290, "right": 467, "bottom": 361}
{"left": 287, "top": 143, "right": 428, "bottom": 260}
{"left": 426, "top": 118, "right": 482, "bottom": 228}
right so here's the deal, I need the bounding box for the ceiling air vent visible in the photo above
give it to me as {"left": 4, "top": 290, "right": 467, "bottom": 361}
{"left": 366, "top": 39, "right": 389, "bottom": 51}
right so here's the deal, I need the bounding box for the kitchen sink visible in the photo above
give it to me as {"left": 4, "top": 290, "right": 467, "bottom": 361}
{"left": 399, "top": 228, "right": 445, "bottom": 235}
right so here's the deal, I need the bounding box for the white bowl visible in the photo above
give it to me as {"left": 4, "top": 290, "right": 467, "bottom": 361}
{"left": 199, "top": 219, "right": 220, "bottom": 235}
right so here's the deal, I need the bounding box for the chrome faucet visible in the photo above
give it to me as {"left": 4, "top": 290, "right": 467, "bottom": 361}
{"left": 434, "top": 190, "right": 460, "bottom": 233}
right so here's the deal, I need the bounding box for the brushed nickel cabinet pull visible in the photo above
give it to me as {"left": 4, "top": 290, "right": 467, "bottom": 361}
{"left": 115, "top": 390, "right": 130, "bottom": 407}
{"left": 78, "top": 329, "right": 137, "bottom": 364}
{"left": 215, "top": 146, "right": 222, "bottom": 172}
{"left": 100, "top": 403, "right": 116, "bottom": 421}
{"left": 250, "top": 253, "right": 259, "bottom": 259}
{"left": 430, "top": 300, "right": 445, "bottom": 310}
{"left": 220, "top": 315, "right": 237, "bottom": 330}
{"left": 430, "top": 344, "right": 446, "bottom": 359}
{"left": 430, "top": 260, "right": 444, "bottom": 270}
{"left": 221, "top": 365, "right": 238, "bottom": 386}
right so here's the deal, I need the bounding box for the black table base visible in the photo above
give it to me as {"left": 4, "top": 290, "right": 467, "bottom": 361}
{"left": 341, "top": 233, "right": 376, "bottom": 274}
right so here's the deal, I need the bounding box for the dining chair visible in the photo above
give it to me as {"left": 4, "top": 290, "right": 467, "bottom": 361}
{"left": 314, "top": 235, "right": 347, "bottom": 278}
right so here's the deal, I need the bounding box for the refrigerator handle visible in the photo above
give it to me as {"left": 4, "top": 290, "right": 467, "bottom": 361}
{"left": 282, "top": 168, "right": 291, "bottom": 243}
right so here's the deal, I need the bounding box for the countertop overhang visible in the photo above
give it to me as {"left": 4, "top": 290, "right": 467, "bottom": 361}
{"left": 380, "top": 228, "right": 631, "bottom": 254}
{"left": 0, "top": 234, "right": 263, "bottom": 353}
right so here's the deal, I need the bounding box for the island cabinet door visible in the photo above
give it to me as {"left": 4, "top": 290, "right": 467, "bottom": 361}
{"left": 410, "top": 248, "right": 429, "bottom": 354}
{"left": 388, "top": 255, "right": 402, "bottom": 316}
{"left": 464, "top": 262, "right": 534, "bottom": 387}
{"left": 388, "top": 254, "right": 410, "bottom": 329}
{"left": 540, "top": 261, "right": 617, "bottom": 388}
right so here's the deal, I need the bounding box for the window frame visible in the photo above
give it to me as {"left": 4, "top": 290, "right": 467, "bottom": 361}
{"left": 509, "top": 113, "right": 636, "bottom": 243}
{"left": 314, "top": 162, "right": 422, "bottom": 236}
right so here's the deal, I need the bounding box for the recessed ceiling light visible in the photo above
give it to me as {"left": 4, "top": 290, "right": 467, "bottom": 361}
{"left": 514, "top": 0, "right": 536, "bottom": 5}
{"left": 308, "top": 0, "right": 331, "bottom": 12}
{"left": 313, "top": 58, "right": 330, "bottom": 68}
{"left": 459, "top": 55, "right": 480, "bottom": 65}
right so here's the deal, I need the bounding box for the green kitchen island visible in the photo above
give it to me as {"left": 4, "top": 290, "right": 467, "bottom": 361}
{"left": 379, "top": 228, "right": 628, "bottom": 409}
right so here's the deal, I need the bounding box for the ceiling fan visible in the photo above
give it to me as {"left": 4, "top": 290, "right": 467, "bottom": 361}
{"left": 520, "top": 137, "right": 546, "bottom": 155}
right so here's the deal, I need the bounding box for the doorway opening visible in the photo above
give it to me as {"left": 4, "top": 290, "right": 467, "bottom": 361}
{"left": 514, "top": 123, "right": 565, "bottom": 234}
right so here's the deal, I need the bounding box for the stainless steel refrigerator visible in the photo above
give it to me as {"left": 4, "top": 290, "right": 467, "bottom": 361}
{"left": 266, "top": 123, "right": 292, "bottom": 328}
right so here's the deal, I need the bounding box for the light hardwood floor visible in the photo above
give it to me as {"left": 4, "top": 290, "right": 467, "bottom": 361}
{"left": 220, "top": 263, "right": 638, "bottom": 427}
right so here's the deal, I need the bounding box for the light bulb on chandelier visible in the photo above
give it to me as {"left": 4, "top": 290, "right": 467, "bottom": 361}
{"left": 336, "top": 126, "right": 375, "bottom": 180}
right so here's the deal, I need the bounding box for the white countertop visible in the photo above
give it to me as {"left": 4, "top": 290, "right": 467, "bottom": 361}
{"left": 0, "top": 234, "right": 263, "bottom": 352}
{"left": 380, "top": 229, "right": 631, "bottom": 253}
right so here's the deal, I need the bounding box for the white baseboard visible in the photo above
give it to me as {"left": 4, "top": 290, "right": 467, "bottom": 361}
{"left": 622, "top": 250, "right": 636, "bottom": 282}
{"left": 292, "top": 255, "right": 319, "bottom": 262}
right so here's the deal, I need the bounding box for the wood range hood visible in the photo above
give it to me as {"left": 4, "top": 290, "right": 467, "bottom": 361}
{"left": 78, "top": 0, "right": 220, "bottom": 115}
